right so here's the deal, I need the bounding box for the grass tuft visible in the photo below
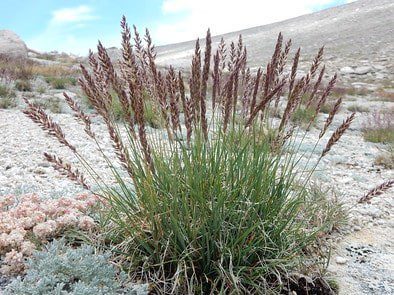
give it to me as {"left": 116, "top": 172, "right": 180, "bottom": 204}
{"left": 15, "top": 79, "right": 32, "bottom": 92}
{"left": 23, "top": 18, "right": 353, "bottom": 293}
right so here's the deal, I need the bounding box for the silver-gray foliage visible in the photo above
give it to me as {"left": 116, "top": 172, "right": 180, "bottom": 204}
{"left": 5, "top": 239, "right": 149, "bottom": 295}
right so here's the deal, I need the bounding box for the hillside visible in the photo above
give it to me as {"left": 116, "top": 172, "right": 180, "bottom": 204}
{"left": 156, "top": 0, "right": 394, "bottom": 74}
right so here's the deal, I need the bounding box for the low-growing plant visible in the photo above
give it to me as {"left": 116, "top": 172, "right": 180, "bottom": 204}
{"left": 15, "top": 80, "right": 32, "bottom": 92}
{"left": 23, "top": 17, "right": 354, "bottom": 293}
{"left": 0, "top": 84, "right": 15, "bottom": 98}
{"left": 347, "top": 104, "right": 369, "bottom": 113}
{"left": 374, "top": 148, "right": 394, "bottom": 169}
{"left": 45, "top": 98, "right": 62, "bottom": 113}
{"left": 0, "top": 96, "right": 17, "bottom": 109}
{"left": 0, "top": 55, "right": 33, "bottom": 81}
{"left": 0, "top": 194, "right": 99, "bottom": 275}
{"left": 0, "top": 84, "right": 16, "bottom": 108}
{"left": 331, "top": 86, "right": 371, "bottom": 97}
{"left": 36, "top": 86, "right": 46, "bottom": 94}
{"left": 46, "top": 76, "right": 77, "bottom": 89}
{"left": 375, "top": 88, "right": 394, "bottom": 102}
{"left": 320, "top": 99, "right": 339, "bottom": 114}
{"left": 291, "top": 106, "right": 316, "bottom": 125}
{"left": 30, "top": 64, "right": 76, "bottom": 78}
{"left": 35, "top": 52, "right": 56, "bottom": 61}
{"left": 362, "top": 110, "right": 394, "bottom": 144}
{"left": 5, "top": 239, "right": 149, "bottom": 295}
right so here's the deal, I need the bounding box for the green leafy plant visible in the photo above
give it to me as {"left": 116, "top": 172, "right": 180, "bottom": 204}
{"left": 23, "top": 17, "right": 354, "bottom": 293}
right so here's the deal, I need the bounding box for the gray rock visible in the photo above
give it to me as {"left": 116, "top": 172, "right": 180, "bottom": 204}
{"left": 340, "top": 66, "right": 355, "bottom": 74}
{"left": 0, "top": 30, "right": 28, "bottom": 58}
{"left": 335, "top": 256, "right": 348, "bottom": 265}
{"left": 354, "top": 66, "right": 372, "bottom": 75}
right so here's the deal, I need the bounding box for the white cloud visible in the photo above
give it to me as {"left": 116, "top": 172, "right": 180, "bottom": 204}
{"left": 27, "top": 5, "right": 100, "bottom": 55}
{"left": 51, "top": 5, "right": 97, "bottom": 24}
{"left": 154, "top": 0, "right": 337, "bottom": 44}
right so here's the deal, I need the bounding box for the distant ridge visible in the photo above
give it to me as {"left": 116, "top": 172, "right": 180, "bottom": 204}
{"left": 155, "top": 0, "right": 394, "bottom": 70}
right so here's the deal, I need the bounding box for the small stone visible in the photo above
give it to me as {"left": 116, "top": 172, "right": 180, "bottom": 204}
{"left": 340, "top": 66, "right": 355, "bottom": 74}
{"left": 335, "top": 256, "right": 348, "bottom": 265}
{"left": 354, "top": 66, "right": 372, "bottom": 75}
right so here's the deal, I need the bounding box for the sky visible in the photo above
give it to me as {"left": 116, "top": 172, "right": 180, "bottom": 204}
{"left": 0, "top": 0, "right": 356, "bottom": 56}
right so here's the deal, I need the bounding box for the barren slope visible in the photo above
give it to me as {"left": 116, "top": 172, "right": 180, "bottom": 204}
{"left": 156, "top": 0, "right": 394, "bottom": 71}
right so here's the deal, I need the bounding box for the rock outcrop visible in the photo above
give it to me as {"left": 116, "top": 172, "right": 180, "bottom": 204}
{"left": 0, "top": 30, "right": 28, "bottom": 58}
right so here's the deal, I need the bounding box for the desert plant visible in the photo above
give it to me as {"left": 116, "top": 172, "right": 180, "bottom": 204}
{"left": 0, "top": 194, "right": 99, "bottom": 275}
{"left": 23, "top": 17, "right": 354, "bottom": 293}
{"left": 0, "top": 96, "right": 17, "bottom": 109}
{"left": 362, "top": 110, "right": 394, "bottom": 144}
{"left": 46, "top": 77, "right": 66, "bottom": 89}
{"left": 331, "top": 86, "right": 371, "bottom": 98}
{"left": 45, "top": 77, "right": 76, "bottom": 89}
{"left": 291, "top": 106, "right": 316, "bottom": 125}
{"left": 347, "top": 104, "right": 369, "bottom": 113}
{"left": 0, "top": 84, "right": 16, "bottom": 108}
{"left": 320, "top": 99, "right": 340, "bottom": 114}
{"left": 45, "top": 98, "right": 62, "bottom": 113}
{"left": 0, "top": 55, "right": 33, "bottom": 81}
{"left": 15, "top": 80, "right": 32, "bottom": 92}
{"left": 374, "top": 88, "right": 394, "bottom": 102}
{"left": 30, "top": 64, "right": 76, "bottom": 78}
{"left": 374, "top": 147, "right": 394, "bottom": 169}
{"left": 5, "top": 239, "right": 149, "bottom": 295}
{"left": 36, "top": 86, "right": 46, "bottom": 94}
{"left": 0, "top": 84, "right": 15, "bottom": 98}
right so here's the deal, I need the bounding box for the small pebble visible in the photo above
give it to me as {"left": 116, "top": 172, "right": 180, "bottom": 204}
{"left": 335, "top": 256, "right": 348, "bottom": 265}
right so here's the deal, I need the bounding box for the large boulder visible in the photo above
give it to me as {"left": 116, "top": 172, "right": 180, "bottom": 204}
{"left": 0, "top": 30, "right": 28, "bottom": 58}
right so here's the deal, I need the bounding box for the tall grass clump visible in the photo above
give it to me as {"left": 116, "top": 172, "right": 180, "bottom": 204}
{"left": 23, "top": 17, "right": 354, "bottom": 293}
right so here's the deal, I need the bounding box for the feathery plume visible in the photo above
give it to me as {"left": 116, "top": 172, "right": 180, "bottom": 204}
{"left": 249, "top": 68, "right": 262, "bottom": 115}
{"left": 246, "top": 79, "right": 286, "bottom": 127}
{"left": 306, "top": 65, "right": 325, "bottom": 108}
{"left": 319, "top": 97, "right": 342, "bottom": 138}
{"left": 200, "top": 29, "right": 211, "bottom": 139}
{"left": 310, "top": 73, "right": 337, "bottom": 123}
{"left": 288, "top": 48, "right": 301, "bottom": 95}
{"left": 63, "top": 92, "right": 95, "bottom": 139}
{"left": 23, "top": 98, "right": 76, "bottom": 153}
{"left": 44, "top": 153, "right": 90, "bottom": 189}
{"left": 321, "top": 112, "right": 355, "bottom": 157}
{"left": 358, "top": 180, "right": 394, "bottom": 203}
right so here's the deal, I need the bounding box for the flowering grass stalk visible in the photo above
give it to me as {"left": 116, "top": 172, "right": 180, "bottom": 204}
{"left": 23, "top": 16, "right": 353, "bottom": 293}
